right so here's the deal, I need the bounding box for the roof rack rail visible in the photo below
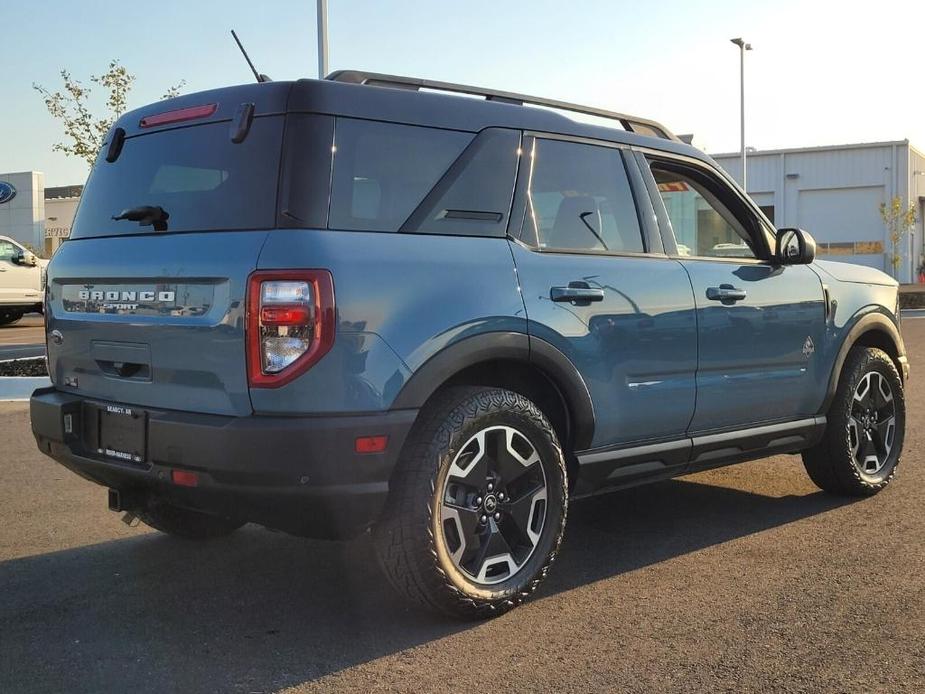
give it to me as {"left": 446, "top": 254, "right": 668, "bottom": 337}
{"left": 326, "top": 70, "right": 680, "bottom": 142}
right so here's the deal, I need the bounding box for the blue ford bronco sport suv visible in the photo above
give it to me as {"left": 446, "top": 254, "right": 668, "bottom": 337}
{"left": 31, "top": 72, "right": 910, "bottom": 618}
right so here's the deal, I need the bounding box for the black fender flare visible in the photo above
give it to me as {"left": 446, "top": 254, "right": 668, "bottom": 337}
{"left": 391, "top": 331, "right": 595, "bottom": 450}
{"left": 820, "top": 311, "right": 906, "bottom": 414}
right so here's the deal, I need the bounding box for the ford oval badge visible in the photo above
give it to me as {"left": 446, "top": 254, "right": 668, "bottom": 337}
{"left": 0, "top": 181, "right": 16, "bottom": 205}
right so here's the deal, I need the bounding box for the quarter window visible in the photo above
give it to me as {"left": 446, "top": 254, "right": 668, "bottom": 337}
{"left": 329, "top": 119, "right": 473, "bottom": 232}
{"left": 525, "top": 139, "right": 644, "bottom": 253}
{"left": 402, "top": 129, "right": 520, "bottom": 237}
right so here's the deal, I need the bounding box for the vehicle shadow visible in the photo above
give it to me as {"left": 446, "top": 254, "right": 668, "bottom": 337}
{"left": 0, "top": 474, "right": 853, "bottom": 693}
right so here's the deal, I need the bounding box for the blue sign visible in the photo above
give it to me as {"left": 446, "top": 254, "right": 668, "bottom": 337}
{"left": 0, "top": 181, "right": 16, "bottom": 205}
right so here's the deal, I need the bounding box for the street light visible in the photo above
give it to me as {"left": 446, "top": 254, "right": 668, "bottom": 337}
{"left": 730, "top": 37, "right": 753, "bottom": 191}
{"left": 317, "top": 0, "right": 329, "bottom": 78}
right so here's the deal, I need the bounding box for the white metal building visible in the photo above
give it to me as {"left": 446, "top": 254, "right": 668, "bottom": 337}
{"left": 0, "top": 171, "right": 82, "bottom": 256}
{"left": 712, "top": 141, "right": 925, "bottom": 283}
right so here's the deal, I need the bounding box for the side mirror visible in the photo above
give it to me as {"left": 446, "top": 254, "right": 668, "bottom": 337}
{"left": 776, "top": 228, "right": 816, "bottom": 265}
{"left": 14, "top": 250, "right": 37, "bottom": 266}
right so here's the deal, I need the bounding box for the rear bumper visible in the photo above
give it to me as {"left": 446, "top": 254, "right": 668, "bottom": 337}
{"left": 30, "top": 387, "right": 417, "bottom": 539}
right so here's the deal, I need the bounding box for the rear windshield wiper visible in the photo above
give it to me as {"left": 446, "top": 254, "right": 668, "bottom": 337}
{"left": 112, "top": 206, "right": 170, "bottom": 232}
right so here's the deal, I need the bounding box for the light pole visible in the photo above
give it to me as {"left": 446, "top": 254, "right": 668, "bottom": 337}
{"left": 317, "top": 0, "right": 329, "bottom": 78}
{"left": 730, "top": 38, "right": 752, "bottom": 191}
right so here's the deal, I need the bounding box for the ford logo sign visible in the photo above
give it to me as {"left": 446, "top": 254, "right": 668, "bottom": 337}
{"left": 0, "top": 181, "right": 16, "bottom": 205}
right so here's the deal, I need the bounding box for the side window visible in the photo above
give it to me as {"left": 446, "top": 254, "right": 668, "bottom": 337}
{"left": 526, "top": 139, "right": 644, "bottom": 253}
{"left": 402, "top": 129, "right": 520, "bottom": 237}
{"left": 329, "top": 119, "right": 473, "bottom": 232}
{"left": 0, "top": 241, "right": 16, "bottom": 261}
{"left": 649, "top": 163, "right": 758, "bottom": 259}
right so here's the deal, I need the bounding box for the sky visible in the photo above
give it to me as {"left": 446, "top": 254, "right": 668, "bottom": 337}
{"left": 3, "top": 0, "right": 925, "bottom": 186}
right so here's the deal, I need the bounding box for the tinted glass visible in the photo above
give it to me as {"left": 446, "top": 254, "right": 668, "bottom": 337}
{"left": 329, "top": 119, "right": 472, "bottom": 232}
{"left": 278, "top": 113, "right": 335, "bottom": 229}
{"left": 71, "top": 117, "right": 284, "bottom": 237}
{"left": 650, "top": 165, "right": 756, "bottom": 258}
{"left": 0, "top": 240, "right": 15, "bottom": 260}
{"left": 402, "top": 129, "right": 520, "bottom": 237}
{"left": 526, "top": 139, "right": 644, "bottom": 253}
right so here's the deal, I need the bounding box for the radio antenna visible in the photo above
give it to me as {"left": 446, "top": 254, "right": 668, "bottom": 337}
{"left": 231, "top": 30, "right": 271, "bottom": 83}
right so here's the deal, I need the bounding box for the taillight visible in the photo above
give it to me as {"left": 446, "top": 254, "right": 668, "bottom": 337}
{"left": 247, "top": 270, "right": 335, "bottom": 388}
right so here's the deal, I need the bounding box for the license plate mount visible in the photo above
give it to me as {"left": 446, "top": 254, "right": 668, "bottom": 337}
{"left": 96, "top": 404, "right": 147, "bottom": 464}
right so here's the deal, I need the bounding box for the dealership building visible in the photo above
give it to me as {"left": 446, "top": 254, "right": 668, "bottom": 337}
{"left": 3, "top": 139, "right": 924, "bottom": 282}
{"left": 713, "top": 140, "right": 925, "bottom": 283}
{"left": 0, "top": 171, "right": 82, "bottom": 257}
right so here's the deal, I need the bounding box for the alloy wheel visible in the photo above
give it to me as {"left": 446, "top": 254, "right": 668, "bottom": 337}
{"left": 439, "top": 425, "right": 548, "bottom": 585}
{"left": 848, "top": 371, "right": 896, "bottom": 476}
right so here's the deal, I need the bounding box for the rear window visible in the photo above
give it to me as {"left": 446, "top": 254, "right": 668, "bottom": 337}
{"left": 329, "top": 119, "right": 473, "bottom": 232}
{"left": 71, "top": 117, "right": 284, "bottom": 237}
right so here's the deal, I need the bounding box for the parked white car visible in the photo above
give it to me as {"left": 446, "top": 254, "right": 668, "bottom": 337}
{"left": 0, "top": 235, "right": 47, "bottom": 325}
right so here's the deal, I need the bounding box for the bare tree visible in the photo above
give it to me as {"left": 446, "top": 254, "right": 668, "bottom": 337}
{"left": 34, "top": 60, "right": 185, "bottom": 168}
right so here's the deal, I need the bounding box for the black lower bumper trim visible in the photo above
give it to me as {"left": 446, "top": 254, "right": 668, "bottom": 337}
{"left": 30, "top": 387, "right": 417, "bottom": 539}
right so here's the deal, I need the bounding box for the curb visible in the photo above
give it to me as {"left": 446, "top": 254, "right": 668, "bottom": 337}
{"left": 0, "top": 377, "right": 51, "bottom": 402}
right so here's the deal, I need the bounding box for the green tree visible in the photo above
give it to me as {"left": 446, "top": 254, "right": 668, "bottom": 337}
{"left": 33, "top": 60, "right": 185, "bottom": 168}
{"left": 879, "top": 196, "right": 917, "bottom": 279}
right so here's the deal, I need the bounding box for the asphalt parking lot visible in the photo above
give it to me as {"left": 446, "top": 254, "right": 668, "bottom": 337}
{"left": 0, "top": 315, "right": 45, "bottom": 360}
{"left": 1, "top": 320, "right": 923, "bottom": 693}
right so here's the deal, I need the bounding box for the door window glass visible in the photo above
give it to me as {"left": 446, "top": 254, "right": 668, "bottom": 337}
{"left": 651, "top": 165, "right": 757, "bottom": 259}
{"left": 0, "top": 241, "right": 16, "bottom": 261}
{"left": 526, "top": 139, "right": 644, "bottom": 253}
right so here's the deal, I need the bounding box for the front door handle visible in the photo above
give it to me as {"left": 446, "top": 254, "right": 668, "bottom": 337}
{"left": 706, "top": 284, "right": 747, "bottom": 303}
{"left": 551, "top": 283, "right": 605, "bottom": 304}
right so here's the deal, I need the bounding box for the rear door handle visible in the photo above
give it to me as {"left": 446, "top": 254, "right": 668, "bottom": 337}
{"left": 550, "top": 284, "right": 604, "bottom": 303}
{"left": 706, "top": 284, "right": 747, "bottom": 303}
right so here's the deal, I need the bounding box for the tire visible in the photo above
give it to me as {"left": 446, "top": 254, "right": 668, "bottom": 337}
{"left": 139, "top": 502, "right": 244, "bottom": 540}
{"left": 374, "top": 386, "right": 568, "bottom": 619}
{"left": 0, "top": 310, "right": 24, "bottom": 326}
{"left": 802, "top": 347, "right": 905, "bottom": 496}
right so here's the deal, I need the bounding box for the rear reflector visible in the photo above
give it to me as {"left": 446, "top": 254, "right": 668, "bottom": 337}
{"left": 355, "top": 436, "right": 389, "bottom": 454}
{"left": 260, "top": 304, "right": 311, "bottom": 326}
{"left": 140, "top": 103, "right": 218, "bottom": 128}
{"left": 171, "top": 470, "right": 200, "bottom": 487}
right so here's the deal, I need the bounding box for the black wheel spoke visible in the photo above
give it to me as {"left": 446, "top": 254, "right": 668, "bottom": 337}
{"left": 487, "top": 428, "right": 536, "bottom": 488}
{"left": 872, "top": 419, "right": 892, "bottom": 458}
{"left": 463, "top": 525, "right": 514, "bottom": 581}
{"left": 870, "top": 375, "right": 884, "bottom": 409}
{"left": 856, "top": 429, "right": 871, "bottom": 462}
{"left": 502, "top": 484, "right": 544, "bottom": 548}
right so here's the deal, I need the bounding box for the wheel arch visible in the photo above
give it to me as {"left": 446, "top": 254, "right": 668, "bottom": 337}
{"left": 391, "top": 332, "right": 595, "bottom": 456}
{"left": 821, "top": 311, "right": 906, "bottom": 414}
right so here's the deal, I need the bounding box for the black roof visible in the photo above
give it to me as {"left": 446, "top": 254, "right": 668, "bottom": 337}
{"left": 111, "top": 75, "right": 711, "bottom": 164}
